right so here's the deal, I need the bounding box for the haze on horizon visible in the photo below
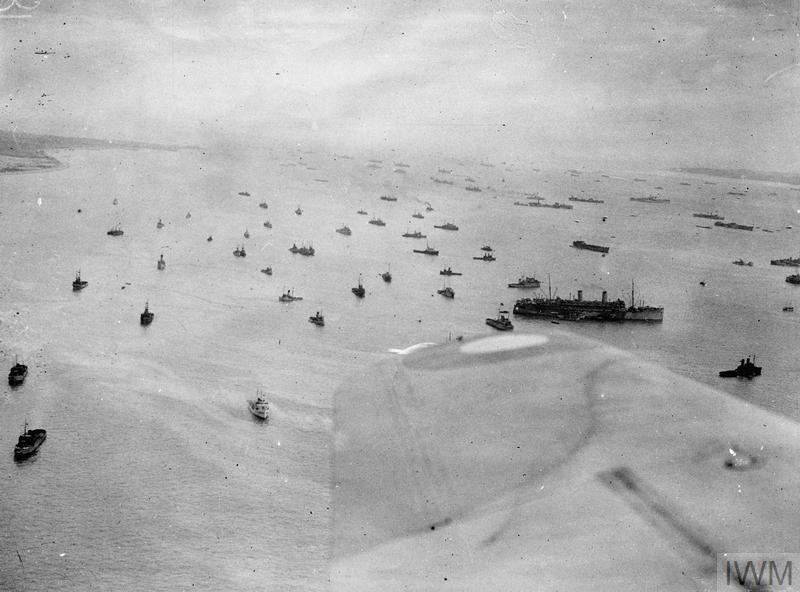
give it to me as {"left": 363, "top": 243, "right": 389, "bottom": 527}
{"left": 1, "top": 0, "right": 798, "bottom": 171}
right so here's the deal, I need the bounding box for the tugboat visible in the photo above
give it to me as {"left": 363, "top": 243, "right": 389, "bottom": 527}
{"left": 308, "top": 311, "right": 325, "bottom": 327}
{"left": 263, "top": 221, "right": 272, "bottom": 228}
{"left": 239, "top": 191, "right": 251, "bottom": 197}
{"left": 297, "top": 244, "right": 315, "bottom": 256}
{"left": 13, "top": 422, "right": 47, "bottom": 460}
{"left": 278, "top": 289, "right": 303, "bottom": 302}
{"left": 233, "top": 245, "right": 246, "bottom": 257}
{"left": 336, "top": 225, "right": 352, "bottom": 236}
{"left": 295, "top": 206, "right": 303, "bottom": 215}
{"left": 8, "top": 358, "right": 28, "bottom": 386}
{"left": 719, "top": 357, "right": 761, "bottom": 379}
{"left": 352, "top": 275, "right": 365, "bottom": 298}
{"left": 412, "top": 211, "right": 424, "bottom": 219}
{"left": 481, "top": 245, "right": 493, "bottom": 252}
{"left": 368, "top": 217, "right": 386, "bottom": 226}
{"left": 72, "top": 270, "right": 88, "bottom": 291}
{"left": 140, "top": 302, "right": 154, "bottom": 326}
{"left": 440, "top": 267, "right": 462, "bottom": 276}
{"left": 185, "top": 211, "right": 192, "bottom": 219}
{"left": 508, "top": 275, "right": 540, "bottom": 289}
{"left": 473, "top": 252, "right": 496, "bottom": 261}
{"left": 244, "top": 229, "right": 250, "bottom": 239}
{"left": 107, "top": 224, "right": 124, "bottom": 237}
{"left": 381, "top": 266, "right": 392, "bottom": 283}
{"left": 260, "top": 267, "right": 272, "bottom": 276}
{"left": 434, "top": 222, "right": 459, "bottom": 231}
{"left": 248, "top": 390, "right": 269, "bottom": 420}
{"left": 156, "top": 218, "right": 164, "bottom": 229}
{"left": 732, "top": 259, "right": 753, "bottom": 266}
{"left": 486, "top": 307, "right": 513, "bottom": 331}
{"left": 413, "top": 243, "right": 439, "bottom": 256}
{"left": 207, "top": 235, "right": 213, "bottom": 242}
{"left": 259, "top": 201, "right": 268, "bottom": 209}
{"left": 157, "top": 254, "right": 166, "bottom": 270}
{"left": 357, "top": 209, "right": 368, "bottom": 215}
{"left": 437, "top": 284, "right": 455, "bottom": 299}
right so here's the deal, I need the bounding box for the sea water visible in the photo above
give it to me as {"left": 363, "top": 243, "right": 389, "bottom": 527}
{"left": 1, "top": 145, "right": 799, "bottom": 590}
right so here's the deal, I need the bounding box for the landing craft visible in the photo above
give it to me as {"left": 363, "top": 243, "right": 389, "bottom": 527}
{"left": 332, "top": 331, "right": 800, "bottom": 590}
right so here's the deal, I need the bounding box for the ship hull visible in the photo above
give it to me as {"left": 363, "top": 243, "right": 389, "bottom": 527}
{"left": 513, "top": 299, "right": 626, "bottom": 322}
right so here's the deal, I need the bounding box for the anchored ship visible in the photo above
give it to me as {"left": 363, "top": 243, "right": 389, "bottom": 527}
{"left": 714, "top": 221, "right": 753, "bottom": 231}
{"left": 571, "top": 240, "right": 610, "bottom": 254}
{"left": 693, "top": 212, "right": 724, "bottom": 220}
{"left": 513, "top": 281, "right": 662, "bottom": 322}
{"left": 508, "top": 275, "right": 541, "bottom": 289}
{"left": 630, "top": 196, "right": 669, "bottom": 203}
{"left": 771, "top": 256, "right": 800, "bottom": 267}
{"left": 434, "top": 222, "right": 459, "bottom": 231}
{"left": 568, "top": 196, "right": 604, "bottom": 203}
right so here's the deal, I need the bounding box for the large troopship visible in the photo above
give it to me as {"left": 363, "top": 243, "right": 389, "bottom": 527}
{"left": 513, "top": 282, "right": 663, "bottom": 322}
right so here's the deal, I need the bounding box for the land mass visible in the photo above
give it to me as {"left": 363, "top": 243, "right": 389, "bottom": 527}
{"left": 673, "top": 167, "right": 800, "bottom": 186}
{"left": 0, "top": 130, "right": 198, "bottom": 174}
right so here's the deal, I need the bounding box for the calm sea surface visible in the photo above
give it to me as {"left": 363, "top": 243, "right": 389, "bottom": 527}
{"left": 2, "top": 146, "right": 799, "bottom": 590}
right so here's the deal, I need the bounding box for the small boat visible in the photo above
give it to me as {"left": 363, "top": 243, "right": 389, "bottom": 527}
{"left": 402, "top": 230, "right": 426, "bottom": 239}
{"left": 295, "top": 206, "right": 303, "bottom": 215}
{"left": 413, "top": 244, "right": 439, "bottom": 256}
{"left": 473, "top": 252, "right": 496, "bottom": 261}
{"left": 381, "top": 267, "right": 392, "bottom": 283}
{"left": 368, "top": 217, "right": 386, "bottom": 226}
{"left": 308, "top": 311, "right": 325, "bottom": 326}
{"left": 244, "top": 229, "right": 250, "bottom": 239}
{"left": 112, "top": 198, "right": 118, "bottom": 205}
{"left": 107, "top": 224, "right": 124, "bottom": 237}
{"left": 298, "top": 244, "right": 315, "bottom": 256}
{"left": 157, "top": 254, "right": 166, "bottom": 270}
{"left": 72, "top": 270, "right": 88, "bottom": 291}
{"left": 233, "top": 245, "right": 246, "bottom": 257}
{"left": 481, "top": 245, "right": 493, "bottom": 252}
{"left": 8, "top": 359, "right": 28, "bottom": 386}
{"left": 439, "top": 267, "right": 462, "bottom": 276}
{"left": 425, "top": 204, "right": 434, "bottom": 212}
{"left": 719, "top": 357, "right": 761, "bottom": 379}
{"left": 239, "top": 191, "right": 251, "bottom": 196}
{"left": 357, "top": 209, "right": 368, "bottom": 215}
{"left": 260, "top": 267, "right": 272, "bottom": 276}
{"left": 786, "top": 274, "right": 800, "bottom": 285}
{"left": 782, "top": 304, "right": 794, "bottom": 312}
{"left": 732, "top": 259, "right": 753, "bottom": 267}
{"left": 248, "top": 390, "right": 269, "bottom": 420}
{"left": 352, "top": 275, "right": 365, "bottom": 298}
{"left": 259, "top": 201, "right": 268, "bottom": 209}
{"left": 140, "top": 302, "right": 154, "bottom": 325}
{"left": 14, "top": 422, "right": 46, "bottom": 460}
{"left": 185, "top": 211, "right": 191, "bottom": 219}
{"left": 508, "top": 275, "right": 541, "bottom": 289}
{"left": 486, "top": 308, "right": 514, "bottom": 331}
{"left": 379, "top": 195, "right": 398, "bottom": 202}
{"left": 437, "top": 285, "right": 455, "bottom": 299}
{"left": 572, "top": 240, "right": 610, "bottom": 254}
{"left": 412, "top": 212, "right": 424, "bottom": 219}
{"left": 434, "top": 222, "right": 459, "bottom": 231}
{"left": 263, "top": 221, "right": 272, "bottom": 228}
{"left": 278, "top": 289, "right": 303, "bottom": 302}
{"left": 156, "top": 218, "right": 164, "bottom": 229}
{"left": 336, "top": 225, "right": 352, "bottom": 236}
{"left": 207, "top": 236, "right": 213, "bottom": 242}
{"left": 289, "top": 243, "right": 300, "bottom": 254}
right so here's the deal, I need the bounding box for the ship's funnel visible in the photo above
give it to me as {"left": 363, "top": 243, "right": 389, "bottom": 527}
{"left": 577, "top": 290, "right": 583, "bottom": 302}
{"left": 602, "top": 291, "right": 607, "bottom": 303}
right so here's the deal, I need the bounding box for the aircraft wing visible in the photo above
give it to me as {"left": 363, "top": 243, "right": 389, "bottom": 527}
{"left": 332, "top": 331, "right": 800, "bottom": 591}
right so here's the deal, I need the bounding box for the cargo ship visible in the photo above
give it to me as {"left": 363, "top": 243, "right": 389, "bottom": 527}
{"left": 630, "top": 196, "right": 669, "bottom": 203}
{"left": 714, "top": 221, "right": 753, "bottom": 231}
{"left": 568, "top": 196, "right": 604, "bottom": 203}
{"left": 512, "top": 281, "right": 662, "bottom": 322}
{"left": 571, "top": 240, "right": 610, "bottom": 254}
{"left": 770, "top": 256, "right": 800, "bottom": 267}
